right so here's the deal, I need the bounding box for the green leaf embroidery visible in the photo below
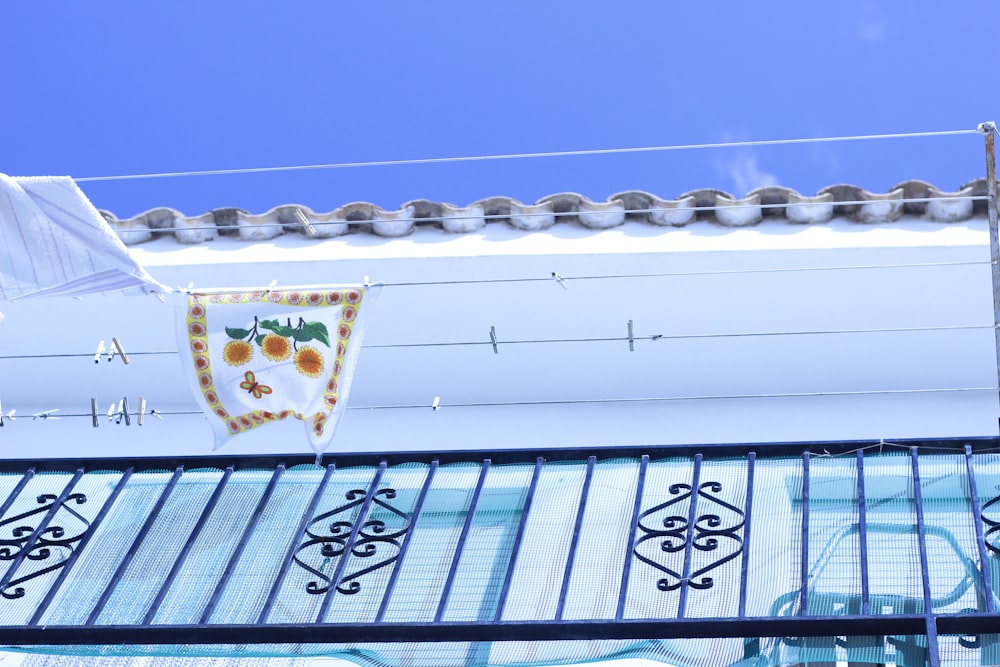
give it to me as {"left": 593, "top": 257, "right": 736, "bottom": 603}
{"left": 225, "top": 327, "right": 251, "bottom": 340}
{"left": 309, "top": 322, "right": 331, "bottom": 347}
{"left": 255, "top": 334, "right": 267, "bottom": 346}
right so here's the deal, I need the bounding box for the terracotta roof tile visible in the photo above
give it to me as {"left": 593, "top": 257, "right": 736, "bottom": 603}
{"left": 100, "top": 179, "right": 995, "bottom": 245}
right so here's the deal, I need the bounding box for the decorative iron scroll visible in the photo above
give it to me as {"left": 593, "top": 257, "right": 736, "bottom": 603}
{"left": 293, "top": 487, "right": 410, "bottom": 595}
{"left": 633, "top": 481, "right": 745, "bottom": 592}
{"left": 0, "top": 493, "right": 89, "bottom": 600}
{"left": 980, "top": 493, "right": 1000, "bottom": 556}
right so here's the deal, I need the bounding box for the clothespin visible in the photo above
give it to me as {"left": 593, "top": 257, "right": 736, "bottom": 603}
{"left": 138, "top": 397, "right": 147, "bottom": 426}
{"left": 551, "top": 272, "right": 569, "bottom": 289}
{"left": 94, "top": 340, "right": 106, "bottom": 364}
{"left": 91, "top": 398, "right": 99, "bottom": 428}
{"left": 294, "top": 207, "right": 317, "bottom": 238}
{"left": 490, "top": 326, "right": 498, "bottom": 355}
{"left": 0, "top": 401, "right": 12, "bottom": 427}
{"left": 149, "top": 408, "right": 163, "bottom": 421}
{"left": 122, "top": 397, "right": 131, "bottom": 426}
{"left": 432, "top": 397, "right": 441, "bottom": 411}
{"left": 363, "top": 276, "right": 371, "bottom": 287}
{"left": 32, "top": 409, "right": 59, "bottom": 420}
{"left": 111, "top": 337, "right": 130, "bottom": 365}
{"left": 627, "top": 320, "right": 635, "bottom": 352}
{"left": 115, "top": 399, "right": 125, "bottom": 425}
{"left": 265, "top": 279, "right": 277, "bottom": 295}
{"left": 107, "top": 403, "right": 115, "bottom": 422}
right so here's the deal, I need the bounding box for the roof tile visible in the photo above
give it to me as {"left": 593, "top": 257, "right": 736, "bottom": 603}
{"left": 100, "top": 180, "right": 995, "bottom": 245}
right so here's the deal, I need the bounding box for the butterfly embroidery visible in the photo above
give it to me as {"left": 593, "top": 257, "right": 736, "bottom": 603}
{"left": 240, "top": 371, "right": 272, "bottom": 399}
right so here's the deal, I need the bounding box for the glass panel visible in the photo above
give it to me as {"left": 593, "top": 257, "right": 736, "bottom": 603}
{"left": 94, "top": 469, "right": 224, "bottom": 625}
{"left": 38, "top": 470, "right": 174, "bottom": 625}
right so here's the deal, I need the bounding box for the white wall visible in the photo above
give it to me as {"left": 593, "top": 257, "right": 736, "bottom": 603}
{"left": 1, "top": 216, "right": 996, "bottom": 459}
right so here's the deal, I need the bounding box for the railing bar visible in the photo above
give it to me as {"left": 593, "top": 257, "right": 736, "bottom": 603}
{"left": 376, "top": 459, "right": 439, "bottom": 623}
{"left": 257, "top": 463, "right": 336, "bottom": 624}
{"left": 0, "top": 468, "right": 36, "bottom": 520}
{"left": 555, "top": 456, "right": 596, "bottom": 621}
{"left": 800, "top": 451, "right": 810, "bottom": 616}
{"left": 0, "top": 468, "right": 84, "bottom": 597}
{"left": 965, "top": 444, "right": 997, "bottom": 612}
{"left": 677, "top": 453, "right": 703, "bottom": 619}
{"left": 200, "top": 464, "right": 285, "bottom": 624}
{"left": 317, "top": 460, "right": 388, "bottom": 623}
{"left": 856, "top": 450, "right": 871, "bottom": 615}
{"left": 616, "top": 454, "right": 649, "bottom": 620}
{"left": 493, "top": 457, "right": 545, "bottom": 622}
{"left": 29, "top": 467, "right": 134, "bottom": 625}
{"left": 142, "top": 466, "right": 234, "bottom": 625}
{"left": 86, "top": 466, "right": 184, "bottom": 625}
{"left": 910, "top": 447, "right": 940, "bottom": 667}
{"left": 737, "top": 452, "right": 755, "bottom": 618}
{"left": 435, "top": 459, "right": 491, "bottom": 623}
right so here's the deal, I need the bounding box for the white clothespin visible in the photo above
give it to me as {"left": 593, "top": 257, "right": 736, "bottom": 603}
{"left": 265, "top": 279, "right": 278, "bottom": 295}
{"left": 94, "top": 340, "right": 106, "bottom": 363}
{"left": 363, "top": 276, "right": 371, "bottom": 287}
{"left": 111, "top": 337, "right": 130, "bottom": 365}
{"left": 0, "top": 402, "right": 12, "bottom": 427}
{"left": 91, "top": 398, "right": 99, "bottom": 428}
{"left": 490, "top": 326, "right": 498, "bottom": 355}
{"left": 31, "top": 409, "right": 60, "bottom": 420}
{"left": 138, "top": 397, "right": 147, "bottom": 426}
{"left": 627, "top": 320, "right": 635, "bottom": 352}
{"left": 115, "top": 399, "right": 125, "bottom": 425}
{"left": 551, "top": 272, "right": 569, "bottom": 289}
{"left": 432, "top": 396, "right": 441, "bottom": 411}
{"left": 294, "top": 207, "right": 317, "bottom": 238}
{"left": 107, "top": 403, "right": 115, "bottom": 422}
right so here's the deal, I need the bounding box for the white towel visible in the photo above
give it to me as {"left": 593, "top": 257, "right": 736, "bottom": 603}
{"left": 177, "top": 286, "right": 382, "bottom": 459}
{"left": 0, "top": 174, "right": 167, "bottom": 300}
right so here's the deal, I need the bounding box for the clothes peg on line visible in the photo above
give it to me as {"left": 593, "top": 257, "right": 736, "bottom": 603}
{"left": 112, "top": 337, "right": 130, "bottom": 365}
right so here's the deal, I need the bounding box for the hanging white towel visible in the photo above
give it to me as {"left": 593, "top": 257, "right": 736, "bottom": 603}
{"left": 0, "top": 174, "right": 167, "bottom": 300}
{"left": 177, "top": 286, "right": 382, "bottom": 458}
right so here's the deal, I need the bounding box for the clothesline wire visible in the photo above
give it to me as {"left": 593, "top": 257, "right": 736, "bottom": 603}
{"left": 162, "top": 259, "right": 990, "bottom": 295}
{"left": 14, "top": 386, "right": 997, "bottom": 421}
{"left": 0, "top": 323, "right": 992, "bottom": 361}
{"left": 75, "top": 128, "right": 982, "bottom": 183}
{"left": 112, "top": 196, "right": 991, "bottom": 232}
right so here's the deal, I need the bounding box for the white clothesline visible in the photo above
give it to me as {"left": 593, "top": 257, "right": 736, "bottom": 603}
{"left": 74, "top": 128, "right": 985, "bottom": 183}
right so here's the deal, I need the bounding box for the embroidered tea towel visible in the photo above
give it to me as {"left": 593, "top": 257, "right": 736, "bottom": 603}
{"left": 179, "top": 286, "right": 381, "bottom": 457}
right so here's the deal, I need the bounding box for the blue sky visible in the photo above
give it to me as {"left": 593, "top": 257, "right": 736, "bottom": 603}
{"left": 1, "top": 2, "right": 997, "bottom": 217}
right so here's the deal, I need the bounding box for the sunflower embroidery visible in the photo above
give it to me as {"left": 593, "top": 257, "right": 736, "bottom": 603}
{"left": 223, "top": 340, "right": 253, "bottom": 367}
{"left": 294, "top": 346, "right": 324, "bottom": 378}
{"left": 260, "top": 334, "right": 292, "bottom": 361}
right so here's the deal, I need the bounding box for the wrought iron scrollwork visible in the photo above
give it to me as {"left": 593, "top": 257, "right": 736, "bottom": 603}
{"left": 633, "top": 480, "right": 745, "bottom": 593}
{"left": 293, "top": 487, "right": 410, "bottom": 596}
{"left": 0, "top": 492, "right": 89, "bottom": 600}
{"left": 980, "top": 493, "right": 1000, "bottom": 556}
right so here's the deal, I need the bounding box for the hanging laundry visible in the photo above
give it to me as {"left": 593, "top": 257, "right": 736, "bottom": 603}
{"left": 0, "top": 174, "right": 167, "bottom": 300}
{"left": 178, "top": 286, "right": 381, "bottom": 457}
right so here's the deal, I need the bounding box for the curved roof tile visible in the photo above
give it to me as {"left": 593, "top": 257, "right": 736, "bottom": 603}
{"left": 99, "top": 179, "right": 995, "bottom": 245}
